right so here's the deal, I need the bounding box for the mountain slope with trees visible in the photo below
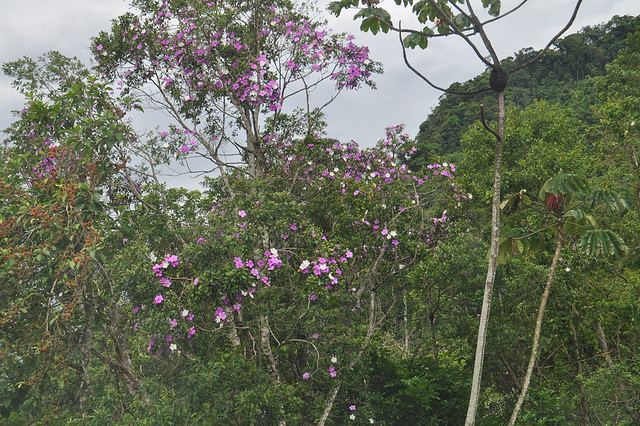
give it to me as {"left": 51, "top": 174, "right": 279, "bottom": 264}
{"left": 411, "top": 14, "right": 640, "bottom": 166}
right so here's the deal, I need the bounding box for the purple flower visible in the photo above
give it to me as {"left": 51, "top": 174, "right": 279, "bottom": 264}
{"left": 170, "top": 318, "right": 178, "bottom": 328}
{"left": 215, "top": 307, "right": 227, "bottom": 323}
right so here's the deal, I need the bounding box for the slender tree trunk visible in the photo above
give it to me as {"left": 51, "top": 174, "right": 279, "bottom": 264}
{"left": 568, "top": 306, "right": 592, "bottom": 423}
{"left": 596, "top": 319, "right": 640, "bottom": 422}
{"left": 318, "top": 289, "right": 378, "bottom": 426}
{"left": 259, "top": 314, "right": 281, "bottom": 383}
{"left": 465, "top": 89, "right": 506, "bottom": 425}
{"left": 509, "top": 224, "right": 564, "bottom": 425}
{"left": 403, "top": 290, "right": 409, "bottom": 356}
{"left": 76, "top": 282, "right": 96, "bottom": 406}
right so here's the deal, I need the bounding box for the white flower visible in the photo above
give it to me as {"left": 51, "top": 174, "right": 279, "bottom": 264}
{"left": 468, "top": 193, "right": 473, "bottom": 199}
{"left": 350, "top": 414, "right": 356, "bottom": 420}
{"left": 565, "top": 267, "right": 571, "bottom": 272}
{"left": 300, "top": 260, "right": 311, "bottom": 270}
{"left": 369, "top": 419, "right": 375, "bottom": 424}
{"left": 181, "top": 309, "right": 189, "bottom": 317}
{"left": 170, "top": 343, "right": 177, "bottom": 352}
{"left": 390, "top": 231, "right": 397, "bottom": 237}
{"left": 270, "top": 248, "right": 278, "bottom": 256}
{"left": 398, "top": 264, "right": 405, "bottom": 270}
{"left": 331, "top": 355, "right": 337, "bottom": 363}
{"left": 149, "top": 252, "right": 157, "bottom": 262}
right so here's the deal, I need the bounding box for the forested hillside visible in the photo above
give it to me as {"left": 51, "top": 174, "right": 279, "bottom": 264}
{"left": 1, "top": 1, "right": 639, "bottom": 424}
{"left": 411, "top": 14, "right": 640, "bottom": 164}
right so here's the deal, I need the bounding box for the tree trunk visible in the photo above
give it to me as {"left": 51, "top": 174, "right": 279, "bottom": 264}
{"left": 509, "top": 224, "right": 564, "bottom": 425}
{"left": 259, "top": 314, "right": 281, "bottom": 383}
{"left": 318, "top": 288, "right": 378, "bottom": 425}
{"left": 596, "top": 319, "right": 640, "bottom": 422}
{"left": 75, "top": 281, "right": 96, "bottom": 406}
{"left": 465, "top": 89, "right": 506, "bottom": 425}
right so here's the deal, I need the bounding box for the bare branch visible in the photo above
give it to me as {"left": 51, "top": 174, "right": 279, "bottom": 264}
{"left": 399, "top": 23, "right": 491, "bottom": 96}
{"left": 509, "top": 0, "right": 584, "bottom": 74}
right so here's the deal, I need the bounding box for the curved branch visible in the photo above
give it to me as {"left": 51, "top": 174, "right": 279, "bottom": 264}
{"left": 399, "top": 23, "right": 491, "bottom": 96}
{"left": 483, "top": 0, "right": 529, "bottom": 26}
{"left": 509, "top": 0, "right": 584, "bottom": 74}
{"left": 425, "top": 0, "right": 494, "bottom": 68}
{"left": 480, "top": 104, "right": 499, "bottom": 138}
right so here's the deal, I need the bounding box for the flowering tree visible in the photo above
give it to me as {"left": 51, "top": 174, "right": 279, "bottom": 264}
{"left": 114, "top": 124, "right": 465, "bottom": 423}
{"left": 92, "top": 0, "right": 382, "bottom": 179}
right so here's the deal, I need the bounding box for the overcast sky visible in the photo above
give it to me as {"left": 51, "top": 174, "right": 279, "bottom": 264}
{"left": 2, "top": 0, "right": 640, "bottom": 149}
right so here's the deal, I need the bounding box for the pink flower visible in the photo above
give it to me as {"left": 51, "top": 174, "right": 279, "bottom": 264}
{"left": 238, "top": 210, "right": 246, "bottom": 217}
{"left": 187, "top": 327, "right": 196, "bottom": 337}
{"left": 154, "top": 295, "right": 164, "bottom": 304}
{"left": 215, "top": 307, "right": 227, "bottom": 323}
{"left": 96, "top": 44, "right": 103, "bottom": 51}
{"left": 303, "top": 372, "right": 310, "bottom": 380}
{"left": 349, "top": 405, "right": 356, "bottom": 411}
{"left": 329, "top": 366, "right": 337, "bottom": 377}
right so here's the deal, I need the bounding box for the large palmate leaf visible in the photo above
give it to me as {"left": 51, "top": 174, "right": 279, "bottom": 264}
{"left": 539, "top": 172, "right": 591, "bottom": 200}
{"left": 497, "top": 236, "right": 525, "bottom": 264}
{"left": 589, "top": 189, "right": 628, "bottom": 212}
{"left": 577, "top": 229, "right": 628, "bottom": 257}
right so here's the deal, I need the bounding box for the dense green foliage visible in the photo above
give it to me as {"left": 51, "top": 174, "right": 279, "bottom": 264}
{"left": 1, "top": 2, "right": 640, "bottom": 424}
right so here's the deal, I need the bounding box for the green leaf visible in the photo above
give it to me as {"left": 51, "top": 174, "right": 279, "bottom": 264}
{"left": 589, "top": 189, "right": 628, "bottom": 212}
{"left": 564, "top": 208, "right": 584, "bottom": 222}
{"left": 482, "top": 0, "right": 501, "bottom": 16}
{"left": 371, "top": 7, "right": 393, "bottom": 28}
{"left": 539, "top": 172, "right": 590, "bottom": 200}
{"left": 496, "top": 236, "right": 524, "bottom": 264}
{"left": 577, "top": 229, "right": 628, "bottom": 257}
